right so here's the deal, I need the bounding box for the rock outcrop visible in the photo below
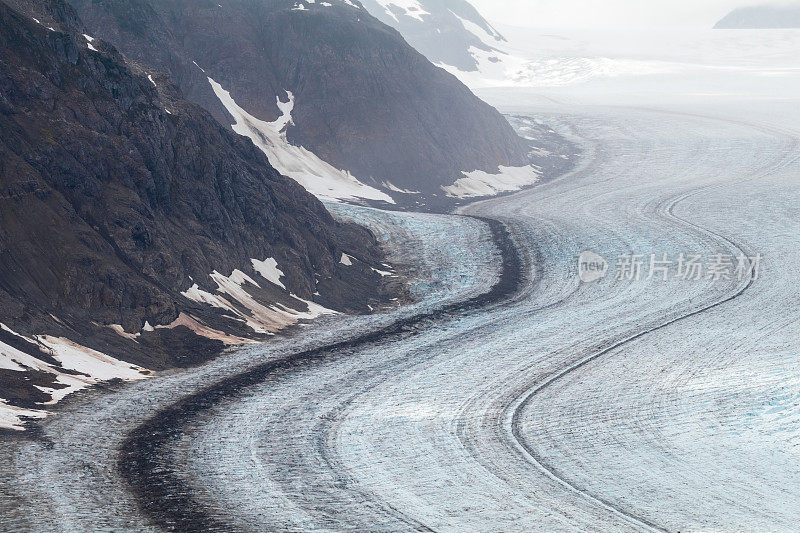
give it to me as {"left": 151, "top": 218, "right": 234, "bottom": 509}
{"left": 0, "top": 0, "right": 396, "bottom": 427}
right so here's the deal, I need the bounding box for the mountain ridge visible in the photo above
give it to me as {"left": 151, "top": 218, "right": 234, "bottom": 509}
{"left": 360, "top": 0, "right": 506, "bottom": 72}
{"left": 714, "top": 4, "right": 800, "bottom": 28}
{"left": 66, "top": 0, "right": 553, "bottom": 206}
{"left": 0, "top": 0, "right": 397, "bottom": 430}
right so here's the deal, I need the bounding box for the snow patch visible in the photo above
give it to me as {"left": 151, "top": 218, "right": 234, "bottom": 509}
{"left": 207, "top": 78, "right": 394, "bottom": 204}
{"left": 382, "top": 181, "right": 421, "bottom": 194}
{"left": 37, "top": 336, "right": 147, "bottom": 382}
{"left": 0, "top": 323, "right": 150, "bottom": 431}
{"left": 251, "top": 258, "right": 286, "bottom": 290}
{"left": 83, "top": 34, "right": 98, "bottom": 51}
{"left": 181, "top": 283, "right": 241, "bottom": 315}
{"left": 374, "top": 0, "right": 429, "bottom": 22}
{"left": 157, "top": 313, "right": 257, "bottom": 346}
{"left": 108, "top": 324, "right": 140, "bottom": 342}
{"left": 442, "top": 164, "right": 542, "bottom": 199}
{"left": 182, "top": 264, "right": 337, "bottom": 335}
{"left": 340, "top": 253, "right": 354, "bottom": 266}
{"left": 0, "top": 401, "right": 46, "bottom": 432}
{"left": 449, "top": 10, "right": 503, "bottom": 45}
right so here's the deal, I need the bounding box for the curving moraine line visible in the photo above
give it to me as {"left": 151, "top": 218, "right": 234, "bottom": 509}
{"left": 118, "top": 217, "right": 527, "bottom": 532}
{"left": 507, "top": 110, "right": 800, "bottom": 533}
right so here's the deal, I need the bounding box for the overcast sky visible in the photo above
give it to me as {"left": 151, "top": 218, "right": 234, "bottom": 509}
{"left": 468, "top": 0, "right": 765, "bottom": 29}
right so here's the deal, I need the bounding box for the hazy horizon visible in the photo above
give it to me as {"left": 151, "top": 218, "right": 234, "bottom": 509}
{"left": 468, "top": 0, "right": 800, "bottom": 29}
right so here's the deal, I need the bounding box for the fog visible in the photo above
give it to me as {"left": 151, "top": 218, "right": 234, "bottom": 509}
{"left": 469, "top": 0, "right": 799, "bottom": 29}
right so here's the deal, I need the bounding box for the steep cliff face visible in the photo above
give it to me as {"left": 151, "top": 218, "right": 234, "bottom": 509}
{"left": 67, "top": 0, "right": 539, "bottom": 203}
{"left": 714, "top": 4, "right": 800, "bottom": 28}
{"left": 0, "top": 0, "right": 396, "bottom": 427}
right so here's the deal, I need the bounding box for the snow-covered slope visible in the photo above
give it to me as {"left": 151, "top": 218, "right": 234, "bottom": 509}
{"left": 361, "top": 0, "right": 505, "bottom": 71}
{"left": 207, "top": 78, "right": 394, "bottom": 204}
{"left": 0, "top": 324, "right": 149, "bottom": 431}
{"left": 359, "top": 0, "right": 521, "bottom": 84}
{"left": 363, "top": 1, "right": 667, "bottom": 90}
{"left": 0, "top": 0, "right": 399, "bottom": 431}
{"left": 68, "top": 0, "right": 541, "bottom": 206}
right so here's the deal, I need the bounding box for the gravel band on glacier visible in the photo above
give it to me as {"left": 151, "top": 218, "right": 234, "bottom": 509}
{"left": 0, "top": 207, "right": 504, "bottom": 531}
{"left": 2, "top": 97, "right": 800, "bottom": 531}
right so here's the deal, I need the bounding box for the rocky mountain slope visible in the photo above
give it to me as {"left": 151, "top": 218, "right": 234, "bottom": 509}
{"left": 0, "top": 0, "right": 395, "bottom": 430}
{"left": 65, "top": 0, "right": 553, "bottom": 206}
{"left": 714, "top": 4, "right": 800, "bottom": 28}
{"left": 360, "top": 0, "right": 506, "bottom": 72}
{"left": 356, "top": 2, "right": 533, "bottom": 103}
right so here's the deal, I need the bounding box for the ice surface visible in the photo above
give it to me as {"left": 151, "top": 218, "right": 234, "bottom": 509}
{"left": 160, "top": 29, "right": 800, "bottom": 532}
{"left": 440, "top": 26, "right": 800, "bottom": 91}
{"left": 5, "top": 25, "right": 800, "bottom": 533}
{"left": 0, "top": 205, "right": 496, "bottom": 528}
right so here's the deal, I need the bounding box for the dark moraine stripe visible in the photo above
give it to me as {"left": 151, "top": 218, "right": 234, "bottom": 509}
{"left": 118, "top": 216, "right": 528, "bottom": 532}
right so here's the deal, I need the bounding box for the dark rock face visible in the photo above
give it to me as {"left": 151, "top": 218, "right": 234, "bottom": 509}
{"left": 66, "top": 0, "right": 534, "bottom": 196}
{"left": 714, "top": 4, "right": 800, "bottom": 28}
{"left": 0, "top": 0, "right": 393, "bottom": 372}
{"left": 360, "top": 0, "right": 505, "bottom": 72}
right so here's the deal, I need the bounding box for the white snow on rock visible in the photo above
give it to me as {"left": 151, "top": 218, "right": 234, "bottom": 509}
{"left": 449, "top": 10, "right": 502, "bottom": 44}
{"left": 277, "top": 296, "right": 337, "bottom": 321}
{"left": 83, "top": 34, "right": 98, "bottom": 51}
{"left": 442, "top": 164, "right": 541, "bottom": 199}
{"left": 181, "top": 283, "right": 242, "bottom": 315}
{"left": 109, "top": 311, "right": 258, "bottom": 346}
{"left": 374, "top": 0, "right": 429, "bottom": 22}
{"left": 340, "top": 253, "right": 355, "bottom": 266}
{"left": 0, "top": 323, "right": 150, "bottom": 432}
{"left": 182, "top": 263, "right": 336, "bottom": 335}
{"left": 382, "top": 181, "right": 421, "bottom": 194}
{"left": 108, "top": 324, "right": 141, "bottom": 341}
{"left": 0, "top": 401, "right": 46, "bottom": 432}
{"left": 0, "top": 325, "right": 51, "bottom": 373}
{"left": 36, "top": 336, "right": 148, "bottom": 383}
{"left": 435, "top": 46, "right": 528, "bottom": 89}
{"left": 251, "top": 258, "right": 287, "bottom": 289}
{"left": 157, "top": 313, "right": 257, "bottom": 346}
{"left": 207, "top": 77, "right": 394, "bottom": 204}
